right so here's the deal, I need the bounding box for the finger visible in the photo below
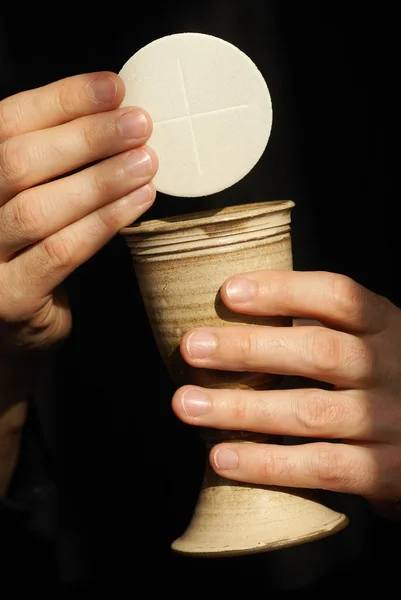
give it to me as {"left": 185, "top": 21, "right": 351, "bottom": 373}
{"left": 209, "top": 440, "right": 399, "bottom": 500}
{"left": 0, "top": 72, "right": 125, "bottom": 142}
{"left": 0, "top": 106, "right": 152, "bottom": 203}
{"left": 1, "top": 183, "right": 156, "bottom": 316}
{"left": 172, "top": 385, "right": 388, "bottom": 441}
{"left": 220, "top": 270, "right": 391, "bottom": 334}
{"left": 181, "top": 324, "right": 375, "bottom": 388}
{"left": 0, "top": 146, "right": 157, "bottom": 257}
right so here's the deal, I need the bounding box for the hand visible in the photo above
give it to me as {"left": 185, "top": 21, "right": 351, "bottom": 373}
{"left": 0, "top": 72, "right": 158, "bottom": 492}
{"left": 0, "top": 71, "right": 157, "bottom": 355}
{"left": 172, "top": 270, "right": 401, "bottom": 506}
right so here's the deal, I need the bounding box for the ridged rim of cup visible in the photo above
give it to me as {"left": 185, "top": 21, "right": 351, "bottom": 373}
{"left": 121, "top": 200, "right": 294, "bottom": 236}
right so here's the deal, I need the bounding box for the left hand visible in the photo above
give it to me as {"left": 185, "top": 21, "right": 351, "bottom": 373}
{"left": 172, "top": 270, "right": 401, "bottom": 505}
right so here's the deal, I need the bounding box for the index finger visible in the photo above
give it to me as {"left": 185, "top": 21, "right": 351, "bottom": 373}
{"left": 0, "top": 72, "right": 125, "bottom": 142}
{"left": 220, "top": 270, "right": 391, "bottom": 334}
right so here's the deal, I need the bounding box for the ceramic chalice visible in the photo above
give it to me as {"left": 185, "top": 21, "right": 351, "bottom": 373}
{"left": 121, "top": 199, "right": 348, "bottom": 556}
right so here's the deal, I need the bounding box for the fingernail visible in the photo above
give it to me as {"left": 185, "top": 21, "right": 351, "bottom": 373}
{"left": 118, "top": 111, "right": 149, "bottom": 139}
{"left": 225, "top": 277, "right": 257, "bottom": 303}
{"left": 181, "top": 388, "right": 211, "bottom": 417}
{"left": 126, "top": 184, "right": 152, "bottom": 206}
{"left": 126, "top": 149, "right": 152, "bottom": 177}
{"left": 90, "top": 76, "right": 118, "bottom": 104}
{"left": 214, "top": 447, "right": 239, "bottom": 470}
{"left": 186, "top": 330, "right": 217, "bottom": 359}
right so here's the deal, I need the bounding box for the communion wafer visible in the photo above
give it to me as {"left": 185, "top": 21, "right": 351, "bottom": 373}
{"left": 119, "top": 32, "right": 273, "bottom": 198}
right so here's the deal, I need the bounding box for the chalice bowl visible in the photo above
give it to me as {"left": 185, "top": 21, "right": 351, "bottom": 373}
{"left": 121, "top": 199, "right": 348, "bottom": 556}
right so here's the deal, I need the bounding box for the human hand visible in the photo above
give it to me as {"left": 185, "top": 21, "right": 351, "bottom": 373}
{"left": 172, "top": 270, "right": 401, "bottom": 507}
{"left": 0, "top": 72, "right": 157, "bottom": 491}
{"left": 0, "top": 71, "right": 157, "bottom": 356}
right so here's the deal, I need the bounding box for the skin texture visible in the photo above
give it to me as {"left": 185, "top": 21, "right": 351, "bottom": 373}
{"left": 172, "top": 269, "right": 401, "bottom": 506}
{"left": 0, "top": 73, "right": 400, "bottom": 514}
{"left": 0, "top": 72, "right": 158, "bottom": 494}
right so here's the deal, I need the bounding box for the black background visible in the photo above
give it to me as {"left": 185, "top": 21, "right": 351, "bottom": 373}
{"left": 0, "top": 2, "right": 398, "bottom": 594}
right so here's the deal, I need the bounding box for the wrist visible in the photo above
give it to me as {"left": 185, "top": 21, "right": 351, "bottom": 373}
{"left": 0, "top": 357, "right": 35, "bottom": 495}
{"left": 0, "top": 411, "right": 26, "bottom": 496}
{"left": 0, "top": 355, "right": 37, "bottom": 409}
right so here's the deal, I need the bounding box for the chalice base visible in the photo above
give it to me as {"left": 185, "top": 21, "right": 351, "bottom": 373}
{"left": 171, "top": 465, "right": 348, "bottom": 557}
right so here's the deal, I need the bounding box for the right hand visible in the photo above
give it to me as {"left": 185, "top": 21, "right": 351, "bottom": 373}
{"left": 0, "top": 72, "right": 158, "bottom": 489}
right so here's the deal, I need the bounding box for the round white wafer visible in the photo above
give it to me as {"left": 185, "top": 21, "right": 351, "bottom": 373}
{"left": 119, "top": 32, "right": 273, "bottom": 198}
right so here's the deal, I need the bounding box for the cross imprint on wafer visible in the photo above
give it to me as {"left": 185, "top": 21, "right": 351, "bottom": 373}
{"left": 154, "top": 59, "right": 249, "bottom": 175}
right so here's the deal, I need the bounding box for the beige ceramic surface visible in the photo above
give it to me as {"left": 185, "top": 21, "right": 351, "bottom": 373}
{"left": 121, "top": 200, "right": 348, "bottom": 556}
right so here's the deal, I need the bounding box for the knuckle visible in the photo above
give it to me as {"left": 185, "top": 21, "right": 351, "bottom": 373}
{"left": 56, "top": 80, "right": 79, "bottom": 120}
{"left": 79, "top": 113, "right": 114, "bottom": 153}
{"left": 311, "top": 446, "right": 347, "bottom": 485}
{"left": 236, "top": 330, "right": 261, "bottom": 367}
{"left": 230, "top": 391, "right": 249, "bottom": 426}
{"left": 5, "top": 191, "right": 44, "bottom": 241}
{"left": 311, "top": 444, "right": 372, "bottom": 491}
{"left": 306, "top": 328, "right": 344, "bottom": 373}
{"left": 260, "top": 450, "right": 292, "bottom": 482}
{"left": 0, "top": 139, "right": 28, "bottom": 186}
{"left": 41, "top": 232, "right": 75, "bottom": 270}
{"left": 89, "top": 167, "right": 116, "bottom": 199}
{"left": 345, "top": 339, "right": 373, "bottom": 383}
{"left": 306, "top": 328, "right": 373, "bottom": 382}
{"left": 94, "top": 202, "right": 124, "bottom": 236}
{"left": 295, "top": 390, "right": 346, "bottom": 432}
{"left": 79, "top": 120, "right": 102, "bottom": 152}
{"left": 330, "top": 273, "right": 365, "bottom": 322}
{"left": 0, "top": 99, "right": 16, "bottom": 141}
